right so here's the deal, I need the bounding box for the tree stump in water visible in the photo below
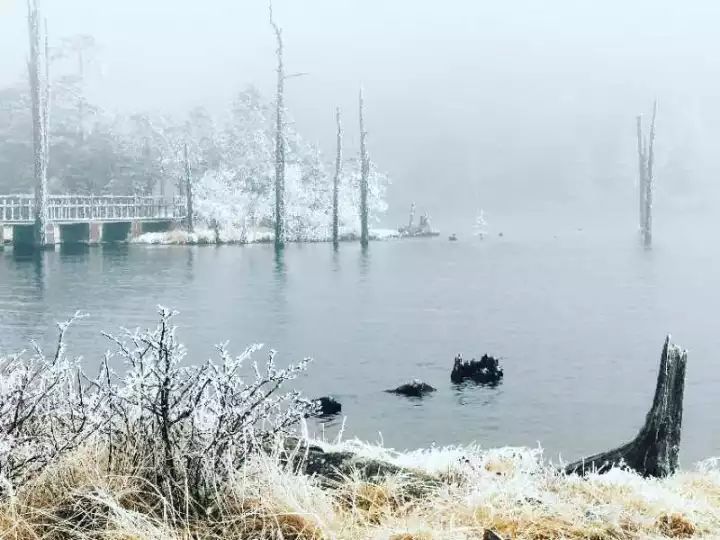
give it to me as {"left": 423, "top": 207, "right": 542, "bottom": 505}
{"left": 566, "top": 336, "right": 687, "bottom": 478}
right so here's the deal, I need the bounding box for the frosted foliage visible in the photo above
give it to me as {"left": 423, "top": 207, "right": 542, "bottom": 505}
{"left": 191, "top": 88, "right": 389, "bottom": 241}
{"left": 0, "top": 313, "right": 100, "bottom": 495}
{"left": 0, "top": 308, "right": 314, "bottom": 510}
{"left": 93, "top": 307, "right": 314, "bottom": 509}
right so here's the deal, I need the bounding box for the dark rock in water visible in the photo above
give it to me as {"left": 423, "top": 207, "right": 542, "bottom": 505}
{"left": 451, "top": 353, "right": 504, "bottom": 384}
{"left": 386, "top": 379, "right": 437, "bottom": 398}
{"left": 312, "top": 396, "right": 342, "bottom": 416}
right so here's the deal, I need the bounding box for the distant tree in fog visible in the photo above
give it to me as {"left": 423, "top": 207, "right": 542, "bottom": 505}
{"left": 637, "top": 102, "right": 657, "bottom": 247}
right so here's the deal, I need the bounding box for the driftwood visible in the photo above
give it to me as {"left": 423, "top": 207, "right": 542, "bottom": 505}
{"left": 566, "top": 336, "right": 687, "bottom": 478}
{"left": 270, "top": 437, "right": 439, "bottom": 497}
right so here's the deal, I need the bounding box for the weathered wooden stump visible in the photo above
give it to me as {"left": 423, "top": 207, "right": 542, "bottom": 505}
{"left": 566, "top": 336, "right": 687, "bottom": 478}
{"left": 451, "top": 353, "right": 504, "bottom": 385}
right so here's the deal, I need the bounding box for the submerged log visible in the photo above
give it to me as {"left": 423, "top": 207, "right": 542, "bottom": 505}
{"left": 566, "top": 336, "right": 687, "bottom": 478}
{"left": 386, "top": 380, "right": 437, "bottom": 398}
{"left": 270, "top": 436, "right": 439, "bottom": 497}
{"left": 310, "top": 396, "right": 342, "bottom": 417}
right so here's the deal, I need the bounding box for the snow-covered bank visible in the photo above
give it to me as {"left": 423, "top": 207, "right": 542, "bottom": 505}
{"left": 3, "top": 437, "right": 718, "bottom": 539}
{"left": 132, "top": 226, "right": 400, "bottom": 245}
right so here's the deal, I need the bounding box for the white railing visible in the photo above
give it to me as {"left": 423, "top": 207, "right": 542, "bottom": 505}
{"left": 0, "top": 195, "right": 186, "bottom": 224}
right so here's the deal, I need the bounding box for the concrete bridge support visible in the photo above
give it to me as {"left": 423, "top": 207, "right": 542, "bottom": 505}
{"left": 59, "top": 222, "right": 135, "bottom": 244}
{"left": 4, "top": 220, "right": 174, "bottom": 248}
{"left": 14, "top": 224, "right": 59, "bottom": 247}
{"left": 103, "top": 222, "right": 132, "bottom": 242}
{"left": 59, "top": 223, "right": 90, "bottom": 244}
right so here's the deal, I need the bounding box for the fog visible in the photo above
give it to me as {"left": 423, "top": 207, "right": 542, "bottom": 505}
{"left": 2, "top": 0, "right": 720, "bottom": 228}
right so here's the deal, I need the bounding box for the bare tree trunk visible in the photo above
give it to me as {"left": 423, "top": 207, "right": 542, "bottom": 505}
{"left": 270, "top": 2, "right": 285, "bottom": 248}
{"left": 28, "top": 0, "right": 49, "bottom": 248}
{"left": 566, "top": 336, "right": 687, "bottom": 478}
{"left": 636, "top": 103, "right": 657, "bottom": 248}
{"left": 636, "top": 116, "right": 646, "bottom": 234}
{"left": 643, "top": 101, "right": 657, "bottom": 248}
{"left": 332, "top": 107, "right": 342, "bottom": 248}
{"left": 183, "top": 142, "right": 193, "bottom": 233}
{"left": 359, "top": 87, "right": 369, "bottom": 247}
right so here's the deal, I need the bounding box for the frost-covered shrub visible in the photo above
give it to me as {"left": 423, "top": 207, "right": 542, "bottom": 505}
{"left": 94, "top": 307, "right": 314, "bottom": 510}
{"left": 0, "top": 307, "right": 314, "bottom": 511}
{"left": 0, "top": 313, "right": 101, "bottom": 495}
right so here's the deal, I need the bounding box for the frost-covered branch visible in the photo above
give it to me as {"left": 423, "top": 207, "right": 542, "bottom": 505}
{"left": 94, "top": 306, "right": 313, "bottom": 510}
{"left": 0, "top": 312, "right": 99, "bottom": 494}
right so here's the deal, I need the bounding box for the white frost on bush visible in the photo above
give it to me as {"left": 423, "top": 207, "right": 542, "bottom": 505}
{"left": 0, "top": 307, "right": 314, "bottom": 509}
{"left": 184, "top": 88, "right": 390, "bottom": 242}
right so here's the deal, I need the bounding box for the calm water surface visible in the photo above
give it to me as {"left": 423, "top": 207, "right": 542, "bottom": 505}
{"left": 1, "top": 216, "right": 719, "bottom": 464}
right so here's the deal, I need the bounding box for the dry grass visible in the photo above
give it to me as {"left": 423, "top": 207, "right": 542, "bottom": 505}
{"left": 1, "top": 439, "right": 719, "bottom": 540}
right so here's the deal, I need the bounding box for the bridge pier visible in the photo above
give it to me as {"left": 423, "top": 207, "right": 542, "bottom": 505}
{"left": 13, "top": 224, "right": 58, "bottom": 248}
{"left": 103, "top": 222, "right": 132, "bottom": 242}
{"left": 60, "top": 223, "right": 90, "bottom": 244}
{"left": 0, "top": 225, "right": 4, "bottom": 248}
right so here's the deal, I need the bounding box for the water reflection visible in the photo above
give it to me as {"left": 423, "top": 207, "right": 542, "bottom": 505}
{"left": 185, "top": 247, "right": 195, "bottom": 282}
{"left": 331, "top": 248, "right": 341, "bottom": 273}
{"left": 452, "top": 381, "right": 503, "bottom": 407}
{"left": 273, "top": 246, "right": 286, "bottom": 279}
{"left": 59, "top": 243, "right": 90, "bottom": 259}
{"left": 358, "top": 245, "right": 371, "bottom": 278}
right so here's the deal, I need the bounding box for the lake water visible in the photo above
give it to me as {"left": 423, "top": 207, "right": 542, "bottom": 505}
{"left": 1, "top": 213, "right": 719, "bottom": 465}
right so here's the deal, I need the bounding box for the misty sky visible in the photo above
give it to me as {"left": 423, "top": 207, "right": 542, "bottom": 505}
{"left": 2, "top": 0, "right": 720, "bottom": 226}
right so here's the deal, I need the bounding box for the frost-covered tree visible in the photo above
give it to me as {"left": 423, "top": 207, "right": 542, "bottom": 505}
{"left": 27, "top": 0, "right": 50, "bottom": 246}
{"left": 269, "top": 2, "right": 286, "bottom": 248}
{"left": 333, "top": 107, "right": 342, "bottom": 247}
{"left": 359, "top": 87, "right": 370, "bottom": 247}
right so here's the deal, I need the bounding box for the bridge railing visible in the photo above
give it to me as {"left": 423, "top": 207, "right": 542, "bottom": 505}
{"left": 0, "top": 195, "right": 186, "bottom": 224}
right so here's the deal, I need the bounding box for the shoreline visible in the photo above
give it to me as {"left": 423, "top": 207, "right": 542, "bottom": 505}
{"left": 1, "top": 435, "right": 717, "bottom": 539}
